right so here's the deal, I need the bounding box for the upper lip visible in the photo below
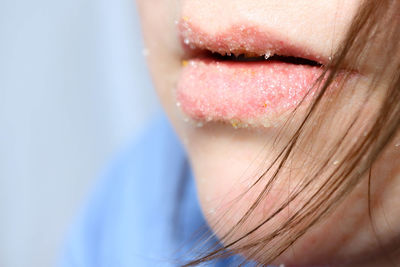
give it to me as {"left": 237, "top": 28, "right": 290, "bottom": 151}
{"left": 178, "top": 18, "right": 327, "bottom": 65}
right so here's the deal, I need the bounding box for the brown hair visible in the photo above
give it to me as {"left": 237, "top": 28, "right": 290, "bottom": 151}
{"left": 184, "top": 0, "right": 400, "bottom": 265}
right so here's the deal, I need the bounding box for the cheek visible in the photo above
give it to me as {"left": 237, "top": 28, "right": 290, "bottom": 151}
{"left": 136, "top": 0, "right": 182, "bottom": 113}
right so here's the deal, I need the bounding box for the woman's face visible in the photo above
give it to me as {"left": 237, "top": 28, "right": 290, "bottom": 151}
{"left": 136, "top": 1, "right": 400, "bottom": 266}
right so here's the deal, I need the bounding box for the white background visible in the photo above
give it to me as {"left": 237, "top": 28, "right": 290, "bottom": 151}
{"left": 0, "top": 0, "right": 157, "bottom": 266}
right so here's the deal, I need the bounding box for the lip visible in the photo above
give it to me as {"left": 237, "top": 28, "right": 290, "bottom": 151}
{"left": 176, "top": 18, "right": 325, "bottom": 128}
{"left": 179, "top": 19, "right": 327, "bottom": 64}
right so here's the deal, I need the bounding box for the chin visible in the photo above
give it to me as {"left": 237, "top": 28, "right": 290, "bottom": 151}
{"left": 185, "top": 125, "right": 400, "bottom": 266}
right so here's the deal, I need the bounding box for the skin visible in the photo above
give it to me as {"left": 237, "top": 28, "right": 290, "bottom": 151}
{"left": 136, "top": 1, "right": 400, "bottom": 266}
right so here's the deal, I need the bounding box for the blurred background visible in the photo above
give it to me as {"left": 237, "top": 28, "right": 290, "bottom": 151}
{"left": 0, "top": 0, "right": 158, "bottom": 266}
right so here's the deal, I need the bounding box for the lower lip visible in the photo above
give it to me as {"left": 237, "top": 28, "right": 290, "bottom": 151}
{"left": 176, "top": 58, "right": 323, "bottom": 128}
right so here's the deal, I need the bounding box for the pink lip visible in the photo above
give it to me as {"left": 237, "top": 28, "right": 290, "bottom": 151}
{"left": 179, "top": 20, "right": 325, "bottom": 64}
{"left": 176, "top": 19, "right": 324, "bottom": 128}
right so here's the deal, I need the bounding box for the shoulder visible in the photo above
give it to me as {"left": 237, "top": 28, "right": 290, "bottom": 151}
{"left": 58, "top": 114, "right": 203, "bottom": 267}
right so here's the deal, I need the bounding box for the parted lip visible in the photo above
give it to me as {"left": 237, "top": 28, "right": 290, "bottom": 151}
{"left": 175, "top": 16, "right": 333, "bottom": 128}
{"left": 178, "top": 18, "right": 328, "bottom": 65}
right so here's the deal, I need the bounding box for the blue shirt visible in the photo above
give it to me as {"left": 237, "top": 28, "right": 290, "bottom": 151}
{"left": 58, "top": 114, "right": 254, "bottom": 266}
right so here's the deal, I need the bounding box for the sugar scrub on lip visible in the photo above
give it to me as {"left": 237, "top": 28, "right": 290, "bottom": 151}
{"left": 178, "top": 19, "right": 324, "bottom": 64}
{"left": 176, "top": 58, "right": 322, "bottom": 128}
{"left": 176, "top": 16, "right": 325, "bottom": 128}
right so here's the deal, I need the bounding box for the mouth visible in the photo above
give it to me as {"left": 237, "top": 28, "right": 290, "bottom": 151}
{"left": 176, "top": 19, "right": 325, "bottom": 128}
{"left": 208, "top": 52, "right": 322, "bottom": 66}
